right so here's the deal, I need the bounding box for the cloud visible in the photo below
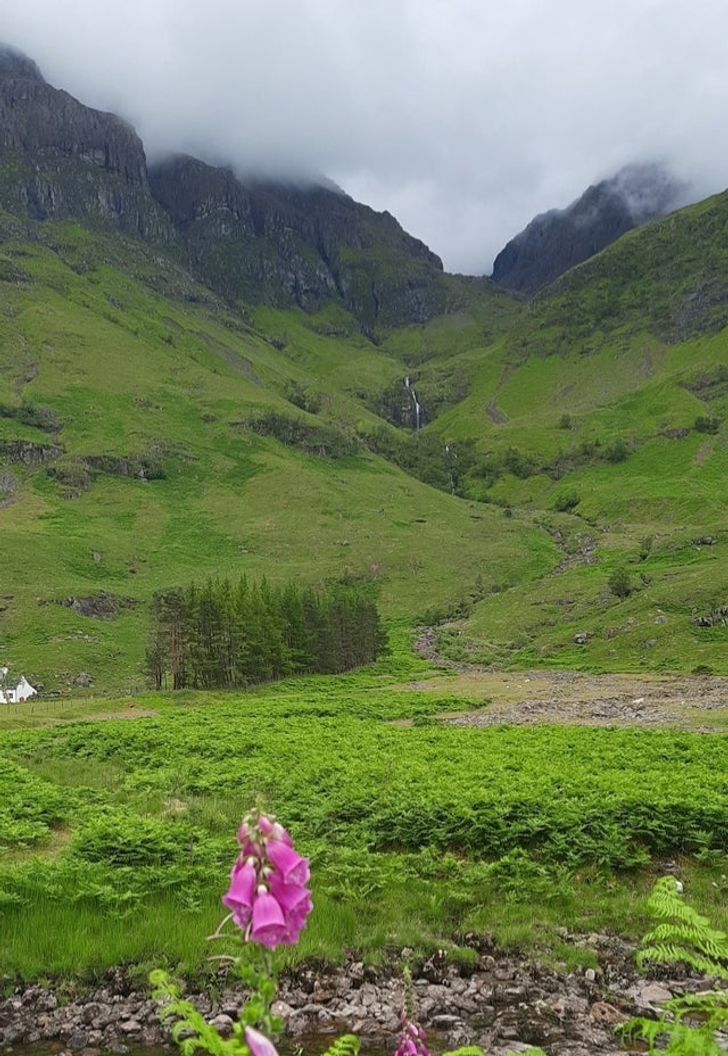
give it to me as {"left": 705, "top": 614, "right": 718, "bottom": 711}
{"left": 3, "top": 0, "right": 728, "bottom": 272}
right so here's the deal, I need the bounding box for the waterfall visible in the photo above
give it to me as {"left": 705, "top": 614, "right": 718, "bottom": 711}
{"left": 445, "top": 443, "right": 457, "bottom": 494}
{"left": 404, "top": 376, "right": 423, "bottom": 431}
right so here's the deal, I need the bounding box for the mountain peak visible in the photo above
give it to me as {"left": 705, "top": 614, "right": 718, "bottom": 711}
{"left": 0, "top": 44, "right": 45, "bottom": 83}
{"left": 492, "top": 162, "right": 687, "bottom": 295}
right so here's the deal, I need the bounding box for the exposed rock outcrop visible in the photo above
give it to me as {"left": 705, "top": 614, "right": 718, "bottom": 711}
{"left": 492, "top": 163, "right": 687, "bottom": 295}
{"left": 55, "top": 593, "right": 137, "bottom": 620}
{"left": 0, "top": 45, "right": 172, "bottom": 240}
{"left": 3, "top": 939, "right": 723, "bottom": 1056}
{"left": 149, "top": 155, "right": 446, "bottom": 331}
{"left": 0, "top": 439, "right": 61, "bottom": 464}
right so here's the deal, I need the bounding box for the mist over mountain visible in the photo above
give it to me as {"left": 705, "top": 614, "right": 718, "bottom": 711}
{"left": 5, "top": 0, "right": 728, "bottom": 272}
{"left": 491, "top": 163, "right": 689, "bottom": 294}
{"left": 0, "top": 45, "right": 447, "bottom": 332}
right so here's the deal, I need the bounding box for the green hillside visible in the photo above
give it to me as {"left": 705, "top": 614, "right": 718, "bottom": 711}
{"left": 395, "top": 192, "right": 728, "bottom": 674}
{"left": 4, "top": 185, "right": 728, "bottom": 689}
{"left": 0, "top": 212, "right": 551, "bottom": 692}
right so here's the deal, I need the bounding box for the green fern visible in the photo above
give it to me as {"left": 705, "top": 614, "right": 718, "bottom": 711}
{"left": 149, "top": 970, "right": 244, "bottom": 1056}
{"left": 322, "top": 1036, "right": 361, "bottom": 1056}
{"left": 623, "top": 879, "right": 728, "bottom": 1056}
{"left": 637, "top": 877, "right": 728, "bottom": 980}
{"left": 624, "top": 992, "right": 728, "bottom": 1056}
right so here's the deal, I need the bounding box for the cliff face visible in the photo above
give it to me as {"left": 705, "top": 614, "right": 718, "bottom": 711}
{"left": 492, "top": 163, "right": 686, "bottom": 295}
{"left": 0, "top": 46, "right": 172, "bottom": 240}
{"left": 149, "top": 156, "right": 446, "bottom": 331}
{"left": 0, "top": 45, "right": 447, "bottom": 332}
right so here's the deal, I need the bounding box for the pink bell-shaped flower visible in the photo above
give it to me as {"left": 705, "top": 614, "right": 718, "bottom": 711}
{"left": 250, "top": 888, "right": 287, "bottom": 948}
{"left": 222, "top": 859, "right": 257, "bottom": 926}
{"left": 266, "top": 837, "right": 310, "bottom": 886}
{"left": 245, "top": 1026, "right": 279, "bottom": 1056}
{"left": 268, "top": 874, "right": 310, "bottom": 915}
{"left": 259, "top": 815, "right": 293, "bottom": 845}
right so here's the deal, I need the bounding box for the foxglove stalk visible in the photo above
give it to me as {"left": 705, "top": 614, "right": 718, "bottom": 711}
{"left": 395, "top": 1022, "right": 431, "bottom": 1056}
{"left": 222, "top": 810, "right": 313, "bottom": 950}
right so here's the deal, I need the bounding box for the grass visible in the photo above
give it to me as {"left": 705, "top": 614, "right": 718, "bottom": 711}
{"left": 1, "top": 646, "right": 727, "bottom": 983}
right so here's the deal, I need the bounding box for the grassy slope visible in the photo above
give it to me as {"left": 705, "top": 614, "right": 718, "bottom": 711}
{"left": 399, "top": 194, "right": 728, "bottom": 672}
{"left": 0, "top": 215, "right": 552, "bottom": 691}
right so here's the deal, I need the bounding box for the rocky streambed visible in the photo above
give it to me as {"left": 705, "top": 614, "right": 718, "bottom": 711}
{"left": 2, "top": 936, "right": 722, "bottom": 1056}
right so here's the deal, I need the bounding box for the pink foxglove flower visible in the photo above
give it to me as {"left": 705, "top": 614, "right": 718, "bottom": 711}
{"left": 395, "top": 1020, "right": 431, "bottom": 1056}
{"left": 245, "top": 1026, "right": 279, "bottom": 1056}
{"left": 250, "top": 889, "right": 288, "bottom": 948}
{"left": 222, "top": 859, "right": 257, "bottom": 927}
{"left": 222, "top": 810, "right": 313, "bottom": 950}
{"left": 265, "top": 838, "right": 310, "bottom": 886}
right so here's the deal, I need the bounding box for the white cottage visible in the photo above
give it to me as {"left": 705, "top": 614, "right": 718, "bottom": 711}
{"left": 0, "top": 669, "right": 37, "bottom": 704}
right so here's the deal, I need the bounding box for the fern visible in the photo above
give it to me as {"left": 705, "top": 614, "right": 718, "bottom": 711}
{"left": 637, "top": 877, "right": 728, "bottom": 980}
{"left": 624, "top": 994, "right": 728, "bottom": 1056}
{"left": 149, "top": 970, "right": 244, "bottom": 1056}
{"left": 622, "top": 879, "right": 728, "bottom": 1056}
{"left": 322, "top": 1036, "right": 361, "bottom": 1056}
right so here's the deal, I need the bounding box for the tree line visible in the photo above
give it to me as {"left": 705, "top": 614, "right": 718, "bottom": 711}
{"left": 146, "top": 576, "right": 388, "bottom": 690}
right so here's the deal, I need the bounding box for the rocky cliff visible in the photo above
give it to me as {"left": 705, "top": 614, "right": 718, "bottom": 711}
{"left": 0, "top": 45, "right": 447, "bottom": 332}
{"left": 0, "top": 45, "right": 172, "bottom": 240}
{"left": 492, "top": 163, "right": 686, "bottom": 295}
{"left": 149, "top": 155, "right": 446, "bottom": 330}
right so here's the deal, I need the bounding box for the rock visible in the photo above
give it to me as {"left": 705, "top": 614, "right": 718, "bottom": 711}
{"left": 118, "top": 1019, "right": 142, "bottom": 1035}
{"left": 431, "top": 1014, "right": 463, "bottom": 1028}
{"left": 313, "top": 980, "right": 336, "bottom": 1003}
{"left": 0, "top": 440, "right": 62, "bottom": 465}
{"left": 74, "top": 672, "right": 94, "bottom": 688}
{"left": 59, "top": 593, "right": 136, "bottom": 620}
{"left": 361, "top": 983, "right": 381, "bottom": 1008}
{"left": 149, "top": 156, "right": 447, "bottom": 333}
{"left": 636, "top": 983, "right": 673, "bottom": 1006}
{"left": 584, "top": 969, "right": 597, "bottom": 982}
{"left": 67, "top": 1031, "right": 88, "bottom": 1051}
{"left": 573, "top": 632, "right": 590, "bottom": 645}
{"left": 590, "top": 1001, "right": 626, "bottom": 1025}
{"left": 208, "top": 1014, "right": 234, "bottom": 1038}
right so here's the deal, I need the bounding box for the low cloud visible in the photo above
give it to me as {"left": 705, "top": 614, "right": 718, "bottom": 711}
{"left": 4, "top": 0, "right": 728, "bottom": 272}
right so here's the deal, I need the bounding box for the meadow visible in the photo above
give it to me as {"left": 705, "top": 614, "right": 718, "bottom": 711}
{"left": 1, "top": 639, "right": 727, "bottom": 983}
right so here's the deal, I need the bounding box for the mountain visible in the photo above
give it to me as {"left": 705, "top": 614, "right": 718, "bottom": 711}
{"left": 0, "top": 44, "right": 172, "bottom": 241}
{"left": 491, "top": 163, "right": 687, "bottom": 294}
{"left": 149, "top": 155, "right": 446, "bottom": 332}
{"left": 0, "top": 46, "right": 447, "bottom": 334}
{"left": 2, "top": 45, "right": 728, "bottom": 690}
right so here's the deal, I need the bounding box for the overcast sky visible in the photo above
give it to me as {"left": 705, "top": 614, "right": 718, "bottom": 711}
{"left": 4, "top": 0, "right": 728, "bottom": 273}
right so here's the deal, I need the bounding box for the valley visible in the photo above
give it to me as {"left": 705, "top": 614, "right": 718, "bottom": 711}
{"left": 1, "top": 39, "right": 727, "bottom": 1056}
